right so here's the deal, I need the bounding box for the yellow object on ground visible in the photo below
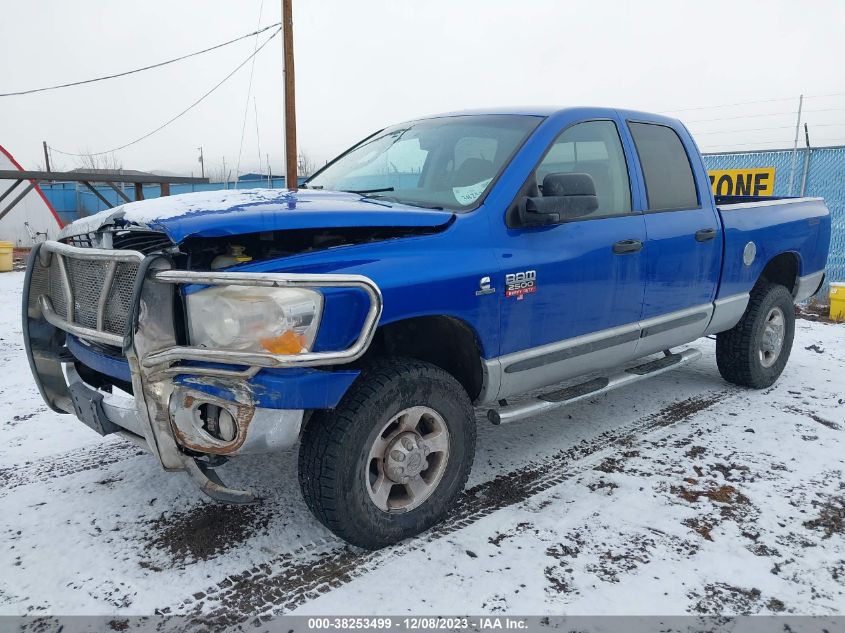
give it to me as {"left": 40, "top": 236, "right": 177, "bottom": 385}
{"left": 830, "top": 283, "right": 845, "bottom": 322}
{"left": 0, "top": 241, "right": 13, "bottom": 272}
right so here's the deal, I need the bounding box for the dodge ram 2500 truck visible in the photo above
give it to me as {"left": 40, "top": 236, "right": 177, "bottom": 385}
{"left": 23, "top": 107, "right": 830, "bottom": 548}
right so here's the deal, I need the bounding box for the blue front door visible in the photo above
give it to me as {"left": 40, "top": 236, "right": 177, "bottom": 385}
{"left": 495, "top": 120, "right": 648, "bottom": 397}
{"left": 499, "top": 214, "right": 647, "bottom": 354}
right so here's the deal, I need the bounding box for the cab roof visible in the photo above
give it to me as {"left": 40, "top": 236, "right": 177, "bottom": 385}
{"left": 413, "top": 106, "right": 684, "bottom": 128}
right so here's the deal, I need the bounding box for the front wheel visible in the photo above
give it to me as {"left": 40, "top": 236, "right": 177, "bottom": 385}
{"left": 716, "top": 282, "right": 795, "bottom": 389}
{"left": 298, "top": 358, "right": 476, "bottom": 549}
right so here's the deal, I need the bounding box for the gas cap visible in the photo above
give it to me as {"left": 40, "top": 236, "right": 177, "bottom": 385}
{"left": 743, "top": 241, "right": 757, "bottom": 267}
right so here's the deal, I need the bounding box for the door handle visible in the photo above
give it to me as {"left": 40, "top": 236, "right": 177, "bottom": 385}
{"left": 695, "top": 228, "right": 717, "bottom": 242}
{"left": 612, "top": 239, "right": 643, "bottom": 254}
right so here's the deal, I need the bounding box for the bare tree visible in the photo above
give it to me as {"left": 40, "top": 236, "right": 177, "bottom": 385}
{"left": 207, "top": 164, "right": 230, "bottom": 184}
{"left": 74, "top": 151, "right": 124, "bottom": 173}
{"left": 297, "top": 151, "right": 317, "bottom": 178}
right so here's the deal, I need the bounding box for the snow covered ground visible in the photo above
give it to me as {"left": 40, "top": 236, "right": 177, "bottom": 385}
{"left": 0, "top": 269, "right": 843, "bottom": 624}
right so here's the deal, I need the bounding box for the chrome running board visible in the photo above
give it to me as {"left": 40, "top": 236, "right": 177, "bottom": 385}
{"left": 487, "top": 348, "right": 702, "bottom": 425}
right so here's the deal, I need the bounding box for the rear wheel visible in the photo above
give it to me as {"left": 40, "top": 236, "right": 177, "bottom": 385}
{"left": 298, "top": 358, "right": 476, "bottom": 549}
{"left": 716, "top": 282, "right": 795, "bottom": 389}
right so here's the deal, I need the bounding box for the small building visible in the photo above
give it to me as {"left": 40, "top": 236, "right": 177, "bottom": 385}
{"left": 0, "top": 144, "right": 63, "bottom": 246}
{"left": 67, "top": 167, "right": 162, "bottom": 181}
{"left": 237, "top": 172, "right": 283, "bottom": 182}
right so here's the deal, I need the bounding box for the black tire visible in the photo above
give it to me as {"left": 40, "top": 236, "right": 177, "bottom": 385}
{"left": 298, "top": 357, "right": 476, "bottom": 549}
{"left": 716, "top": 282, "right": 795, "bottom": 389}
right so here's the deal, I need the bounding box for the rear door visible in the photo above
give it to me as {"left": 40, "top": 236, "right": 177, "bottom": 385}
{"left": 625, "top": 120, "right": 722, "bottom": 355}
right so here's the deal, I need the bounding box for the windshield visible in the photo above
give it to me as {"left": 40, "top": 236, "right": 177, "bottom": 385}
{"left": 304, "top": 114, "right": 542, "bottom": 210}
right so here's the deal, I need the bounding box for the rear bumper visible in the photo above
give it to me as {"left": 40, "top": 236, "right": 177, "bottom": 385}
{"left": 794, "top": 270, "right": 825, "bottom": 303}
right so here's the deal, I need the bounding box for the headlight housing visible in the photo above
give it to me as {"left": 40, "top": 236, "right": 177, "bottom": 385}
{"left": 186, "top": 286, "right": 323, "bottom": 354}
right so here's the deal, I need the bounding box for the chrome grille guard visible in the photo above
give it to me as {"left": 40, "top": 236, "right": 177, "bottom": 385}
{"left": 28, "top": 241, "right": 144, "bottom": 348}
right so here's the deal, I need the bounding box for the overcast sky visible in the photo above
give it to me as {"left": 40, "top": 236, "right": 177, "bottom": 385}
{"left": 2, "top": 0, "right": 844, "bottom": 177}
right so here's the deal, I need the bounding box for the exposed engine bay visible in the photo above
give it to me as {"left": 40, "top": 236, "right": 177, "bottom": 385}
{"left": 66, "top": 223, "right": 448, "bottom": 270}
{"left": 180, "top": 224, "right": 446, "bottom": 269}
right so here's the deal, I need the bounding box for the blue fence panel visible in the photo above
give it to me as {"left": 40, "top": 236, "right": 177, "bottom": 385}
{"left": 703, "top": 149, "right": 804, "bottom": 196}
{"left": 41, "top": 177, "right": 296, "bottom": 219}
{"left": 804, "top": 148, "right": 845, "bottom": 293}
{"left": 703, "top": 147, "right": 845, "bottom": 296}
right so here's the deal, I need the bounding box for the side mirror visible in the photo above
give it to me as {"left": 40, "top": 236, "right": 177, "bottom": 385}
{"left": 518, "top": 172, "right": 599, "bottom": 226}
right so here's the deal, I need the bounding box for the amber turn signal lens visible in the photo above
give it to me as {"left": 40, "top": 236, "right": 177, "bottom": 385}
{"left": 260, "top": 330, "right": 305, "bottom": 354}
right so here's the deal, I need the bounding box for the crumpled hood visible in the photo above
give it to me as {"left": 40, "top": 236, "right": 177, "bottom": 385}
{"left": 58, "top": 188, "right": 455, "bottom": 244}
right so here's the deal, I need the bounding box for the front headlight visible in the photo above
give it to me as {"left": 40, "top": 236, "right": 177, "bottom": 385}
{"left": 186, "top": 286, "right": 323, "bottom": 354}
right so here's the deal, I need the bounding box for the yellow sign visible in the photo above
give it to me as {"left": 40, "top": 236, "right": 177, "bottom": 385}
{"left": 708, "top": 167, "right": 775, "bottom": 196}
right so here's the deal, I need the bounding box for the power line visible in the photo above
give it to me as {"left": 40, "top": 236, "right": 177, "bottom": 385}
{"left": 659, "top": 91, "right": 845, "bottom": 114}
{"left": 685, "top": 111, "right": 795, "bottom": 123}
{"left": 805, "top": 91, "right": 845, "bottom": 100}
{"left": 691, "top": 122, "right": 845, "bottom": 136}
{"left": 701, "top": 137, "right": 845, "bottom": 150}
{"left": 692, "top": 125, "right": 794, "bottom": 136}
{"left": 254, "top": 97, "right": 263, "bottom": 176}
{"left": 49, "top": 27, "right": 282, "bottom": 157}
{"left": 700, "top": 139, "right": 795, "bottom": 149}
{"left": 683, "top": 106, "right": 845, "bottom": 124}
{"left": 661, "top": 96, "right": 798, "bottom": 114}
{"left": 235, "top": 0, "right": 265, "bottom": 183}
{"left": 0, "top": 23, "right": 281, "bottom": 98}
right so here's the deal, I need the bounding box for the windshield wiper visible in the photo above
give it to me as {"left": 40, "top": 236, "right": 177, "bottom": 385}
{"left": 399, "top": 201, "right": 445, "bottom": 210}
{"left": 346, "top": 187, "right": 395, "bottom": 195}
{"left": 344, "top": 188, "right": 446, "bottom": 210}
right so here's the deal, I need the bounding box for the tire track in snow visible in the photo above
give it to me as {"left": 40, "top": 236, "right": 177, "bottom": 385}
{"left": 0, "top": 440, "right": 144, "bottom": 494}
{"left": 170, "top": 389, "right": 735, "bottom": 626}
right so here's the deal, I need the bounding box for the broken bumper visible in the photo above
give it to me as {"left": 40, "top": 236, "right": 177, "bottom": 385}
{"left": 22, "top": 240, "right": 382, "bottom": 503}
{"left": 62, "top": 361, "right": 305, "bottom": 456}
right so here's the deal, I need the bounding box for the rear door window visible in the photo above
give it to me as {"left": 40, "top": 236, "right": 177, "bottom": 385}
{"left": 628, "top": 122, "right": 698, "bottom": 211}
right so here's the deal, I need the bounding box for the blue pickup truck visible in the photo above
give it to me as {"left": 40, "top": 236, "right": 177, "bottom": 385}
{"left": 23, "top": 107, "right": 830, "bottom": 548}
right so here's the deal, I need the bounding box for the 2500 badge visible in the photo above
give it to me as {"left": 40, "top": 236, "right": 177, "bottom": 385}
{"left": 505, "top": 270, "right": 536, "bottom": 299}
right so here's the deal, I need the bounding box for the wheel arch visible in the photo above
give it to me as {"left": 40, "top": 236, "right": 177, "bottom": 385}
{"left": 757, "top": 251, "right": 801, "bottom": 294}
{"left": 362, "top": 315, "right": 486, "bottom": 402}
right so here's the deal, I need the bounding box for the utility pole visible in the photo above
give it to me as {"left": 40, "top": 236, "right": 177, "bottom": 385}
{"left": 282, "top": 0, "right": 298, "bottom": 192}
{"left": 788, "top": 94, "right": 803, "bottom": 195}
{"left": 800, "top": 122, "right": 812, "bottom": 197}
{"left": 42, "top": 141, "right": 51, "bottom": 173}
{"left": 197, "top": 146, "right": 205, "bottom": 179}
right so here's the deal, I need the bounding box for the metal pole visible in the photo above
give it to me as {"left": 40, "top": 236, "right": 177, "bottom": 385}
{"left": 42, "top": 141, "right": 51, "bottom": 174}
{"left": 788, "top": 94, "right": 803, "bottom": 195}
{"left": 0, "top": 181, "right": 37, "bottom": 222}
{"left": 197, "top": 147, "right": 205, "bottom": 179}
{"left": 800, "top": 122, "right": 811, "bottom": 197}
{"left": 0, "top": 180, "right": 23, "bottom": 206}
{"left": 282, "top": 0, "right": 298, "bottom": 192}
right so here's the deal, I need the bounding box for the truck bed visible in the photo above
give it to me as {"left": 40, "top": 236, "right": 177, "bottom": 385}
{"left": 715, "top": 196, "right": 830, "bottom": 300}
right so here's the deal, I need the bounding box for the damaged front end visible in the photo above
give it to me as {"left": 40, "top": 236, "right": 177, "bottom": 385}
{"left": 22, "top": 237, "right": 382, "bottom": 503}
